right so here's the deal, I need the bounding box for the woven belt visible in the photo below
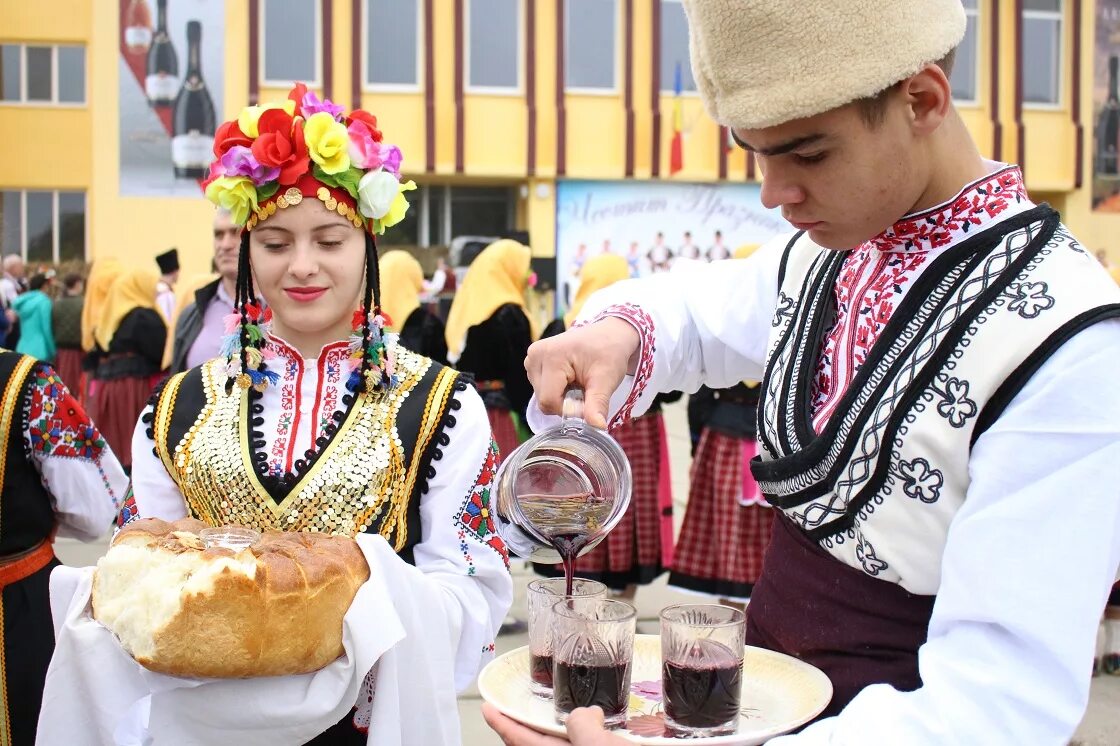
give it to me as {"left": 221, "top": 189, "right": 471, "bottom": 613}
{"left": 0, "top": 540, "right": 55, "bottom": 589}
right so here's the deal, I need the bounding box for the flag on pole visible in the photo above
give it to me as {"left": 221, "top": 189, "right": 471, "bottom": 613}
{"left": 669, "top": 61, "right": 684, "bottom": 175}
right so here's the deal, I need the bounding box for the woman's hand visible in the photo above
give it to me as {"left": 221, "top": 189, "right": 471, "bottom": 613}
{"left": 482, "top": 704, "right": 630, "bottom": 746}
{"left": 524, "top": 318, "right": 639, "bottom": 430}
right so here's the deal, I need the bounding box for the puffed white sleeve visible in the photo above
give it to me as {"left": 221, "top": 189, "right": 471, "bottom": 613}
{"left": 393, "top": 383, "right": 513, "bottom": 691}
{"left": 528, "top": 233, "right": 790, "bottom": 432}
{"left": 770, "top": 319, "right": 1120, "bottom": 745}
{"left": 125, "top": 403, "right": 189, "bottom": 525}
{"left": 23, "top": 364, "right": 127, "bottom": 541}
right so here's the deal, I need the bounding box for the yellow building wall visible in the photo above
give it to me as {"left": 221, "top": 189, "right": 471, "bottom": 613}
{"left": 3, "top": 0, "right": 1119, "bottom": 266}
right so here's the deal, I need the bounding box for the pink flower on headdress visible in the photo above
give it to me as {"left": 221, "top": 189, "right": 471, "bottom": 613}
{"left": 301, "top": 91, "right": 344, "bottom": 120}
{"left": 348, "top": 120, "right": 381, "bottom": 169}
{"left": 221, "top": 145, "right": 281, "bottom": 186}
{"left": 376, "top": 144, "right": 402, "bottom": 178}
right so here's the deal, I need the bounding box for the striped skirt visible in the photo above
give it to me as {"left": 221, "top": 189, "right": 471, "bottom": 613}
{"left": 533, "top": 411, "right": 671, "bottom": 590}
{"left": 668, "top": 428, "right": 774, "bottom": 601}
{"left": 487, "top": 406, "right": 522, "bottom": 465}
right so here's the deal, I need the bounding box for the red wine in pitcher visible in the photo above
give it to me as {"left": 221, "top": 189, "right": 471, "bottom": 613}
{"left": 662, "top": 658, "right": 743, "bottom": 729}
{"left": 553, "top": 660, "right": 629, "bottom": 716}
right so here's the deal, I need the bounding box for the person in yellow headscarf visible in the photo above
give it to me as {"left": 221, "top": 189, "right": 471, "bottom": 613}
{"left": 87, "top": 269, "right": 167, "bottom": 472}
{"left": 380, "top": 250, "right": 448, "bottom": 364}
{"left": 534, "top": 252, "right": 682, "bottom": 597}
{"left": 445, "top": 239, "right": 537, "bottom": 462}
{"left": 78, "top": 257, "right": 124, "bottom": 404}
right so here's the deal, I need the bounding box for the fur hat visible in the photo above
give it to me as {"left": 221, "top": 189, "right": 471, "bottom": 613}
{"left": 682, "top": 0, "right": 966, "bottom": 129}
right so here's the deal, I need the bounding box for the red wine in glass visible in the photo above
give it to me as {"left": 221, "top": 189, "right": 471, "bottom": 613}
{"left": 553, "top": 660, "right": 629, "bottom": 717}
{"left": 662, "top": 658, "right": 743, "bottom": 730}
{"left": 529, "top": 653, "right": 554, "bottom": 688}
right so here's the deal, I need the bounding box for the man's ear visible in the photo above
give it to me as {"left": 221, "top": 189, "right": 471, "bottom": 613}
{"left": 901, "top": 63, "right": 953, "bottom": 136}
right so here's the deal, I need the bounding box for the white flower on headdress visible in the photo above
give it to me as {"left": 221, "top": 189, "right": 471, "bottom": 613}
{"left": 357, "top": 168, "right": 401, "bottom": 220}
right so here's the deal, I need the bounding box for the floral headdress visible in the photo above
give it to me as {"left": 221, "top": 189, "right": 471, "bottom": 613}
{"left": 203, "top": 83, "right": 412, "bottom": 396}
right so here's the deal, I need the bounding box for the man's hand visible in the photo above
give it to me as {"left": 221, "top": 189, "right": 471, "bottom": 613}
{"left": 482, "top": 703, "right": 630, "bottom": 746}
{"left": 524, "top": 318, "right": 639, "bottom": 430}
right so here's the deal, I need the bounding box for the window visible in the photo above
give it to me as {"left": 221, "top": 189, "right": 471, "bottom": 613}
{"left": 365, "top": 0, "right": 420, "bottom": 88}
{"left": 0, "top": 190, "right": 87, "bottom": 263}
{"left": 660, "top": 0, "right": 696, "bottom": 92}
{"left": 467, "top": 0, "right": 520, "bottom": 91}
{"left": 0, "top": 44, "right": 86, "bottom": 104}
{"left": 377, "top": 185, "right": 515, "bottom": 248}
{"left": 566, "top": 0, "right": 617, "bottom": 91}
{"left": 951, "top": 0, "right": 980, "bottom": 103}
{"left": 1022, "top": 0, "right": 1062, "bottom": 105}
{"left": 262, "top": 0, "right": 320, "bottom": 85}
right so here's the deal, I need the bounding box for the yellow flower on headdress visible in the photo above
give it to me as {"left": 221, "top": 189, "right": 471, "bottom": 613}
{"left": 304, "top": 112, "right": 351, "bottom": 175}
{"left": 204, "top": 176, "right": 259, "bottom": 226}
{"left": 237, "top": 100, "right": 297, "bottom": 137}
{"left": 378, "top": 180, "right": 417, "bottom": 233}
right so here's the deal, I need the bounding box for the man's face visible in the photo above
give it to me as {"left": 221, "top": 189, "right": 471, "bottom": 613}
{"left": 213, "top": 212, "right": 241, "bottom": 280}
{"left": 734, "top": 97, "right": 928, "bottom": 250}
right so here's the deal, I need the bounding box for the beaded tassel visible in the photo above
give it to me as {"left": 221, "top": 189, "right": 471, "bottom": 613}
{"left": 346, "top": 307, "right": 399, "bottom": 394}
{"left": 221, "top": 303, "right": 280, "bottom": 392}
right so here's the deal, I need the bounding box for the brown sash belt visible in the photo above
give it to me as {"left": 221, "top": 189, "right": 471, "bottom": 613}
{"left": 0, "top": 540, "right": 56, "bottom": 590}
{"left": 745, "top": 514, "right": 936, "bottom": 720}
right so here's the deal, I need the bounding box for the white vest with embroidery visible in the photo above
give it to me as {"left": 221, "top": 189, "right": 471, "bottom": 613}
{"left": 753, "top": 205, "right": 1120, "bottom": 595}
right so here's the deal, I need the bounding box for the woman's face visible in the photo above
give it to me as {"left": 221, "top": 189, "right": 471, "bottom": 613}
{"left": 248, "top": 198, "right": 365, "bottom": 344}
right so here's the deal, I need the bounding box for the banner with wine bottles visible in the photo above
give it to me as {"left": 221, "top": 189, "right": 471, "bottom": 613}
{"left": 119, "top": 0, "right": 223, "bottom": 196}
{"left": 1094, "top": 0, "right": 1120, "bottom": 212}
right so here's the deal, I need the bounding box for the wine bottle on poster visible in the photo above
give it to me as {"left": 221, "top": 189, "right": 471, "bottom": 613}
{"left": 1097, "top": 55, "right": 1120, "bottom": 178}
{"left": 145, "top": 0, "right": 179, "bottom": 107}
{"left": 171, "top": 20, "right": 216, "bottom": 179}
{"left": 124, "top": 0, "right": 153, "bottom": 55}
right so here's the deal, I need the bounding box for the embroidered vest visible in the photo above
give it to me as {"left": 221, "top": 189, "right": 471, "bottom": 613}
{"left": 0, "top": 351, "right": 55, "bottom": 555}
{"left": 753, "top": 206, "right": 1120, "bottom": 594}
{"left": 150, "top": 346, "right": 463, "bottom": 563}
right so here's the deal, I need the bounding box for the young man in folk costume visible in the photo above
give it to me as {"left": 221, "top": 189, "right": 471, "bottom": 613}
{"left": 485, "top": 1, "right": 1120, "bottom": 743}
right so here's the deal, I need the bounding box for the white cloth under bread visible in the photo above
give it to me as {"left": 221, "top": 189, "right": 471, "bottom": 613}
{"left": 37, "top": 534, "right": 464, "bottom": 745}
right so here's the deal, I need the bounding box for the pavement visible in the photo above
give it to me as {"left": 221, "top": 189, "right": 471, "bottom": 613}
{"left": 54, "top": 400, "right": 1120, "bottom": 744}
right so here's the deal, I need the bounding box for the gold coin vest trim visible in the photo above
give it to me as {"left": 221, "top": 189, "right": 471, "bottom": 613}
{"left": 154, "top": 348, "right": 450, "bottom": 546}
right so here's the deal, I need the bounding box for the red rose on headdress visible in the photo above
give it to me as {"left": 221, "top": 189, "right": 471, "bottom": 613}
{"left": 288, "top": 82, "right": 309, "bottom": 117}
{"left": 346, "top": 110, "right": 383, "bottom": 142}
{"left": 213, "top": 119, "right": 253, "bottom": 158}
{"left": 252, "top": 108, "right": 310, "bottom": 185}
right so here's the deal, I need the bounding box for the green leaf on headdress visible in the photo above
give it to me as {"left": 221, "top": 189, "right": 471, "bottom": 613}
{"left": 257, "top": 181, "right": 280, "bottom": 202}
{"left": 312, "top": 164, "right": 363, "bottom": 199}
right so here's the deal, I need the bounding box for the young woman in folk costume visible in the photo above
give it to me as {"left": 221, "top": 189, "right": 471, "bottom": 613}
{"left": 0, "top": 349, "right": 127, "bottom": 745}
{"left": 124, "top": 84, "right": 511, "bottom": 744}
{"left": 79, "top": 257, "right": 124, "bottom": 405}
{"left": 89, "top": 269, "right": 167, "bottom": 472}
{"left": 669, "top": 242, "right": 773, "bottom": 605}
{"left": 378, "top": 250, "right": 448, "bottom": 365}
{"left": 444, "top": 239, "right": 537, "bottom": 462}
{"left": 534, "top": 254, "right": 679, "bottom": 595}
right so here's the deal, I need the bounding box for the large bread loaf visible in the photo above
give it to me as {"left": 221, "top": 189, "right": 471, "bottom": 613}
{"left": 93, "top": 517, "right": 370, "bottom": 678}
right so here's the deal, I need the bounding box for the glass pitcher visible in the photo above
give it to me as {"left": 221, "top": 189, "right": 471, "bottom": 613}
{"left": 492, "top": 390, "right": 632, "bottom": 564}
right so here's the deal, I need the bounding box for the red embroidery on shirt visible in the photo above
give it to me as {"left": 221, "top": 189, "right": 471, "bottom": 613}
{"left": 583, "top": 303, "right": 656, "bottom": 430}
{"left": 27, "top": 366, "right": 108, "bottom": 461}
{"left": 809, "top": 166, "right": 1029, "bottom": 432}
{"left": 312, "top": 342, "right": 348, "bottom": 441}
